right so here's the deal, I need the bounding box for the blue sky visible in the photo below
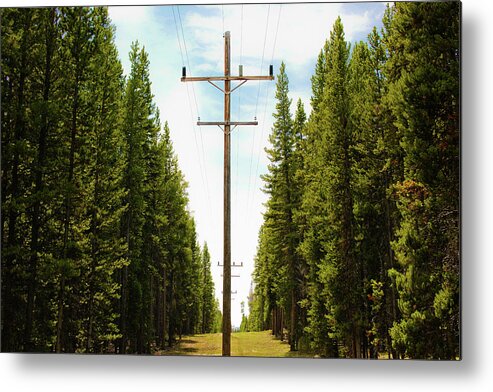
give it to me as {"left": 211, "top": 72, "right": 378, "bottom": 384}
{"left": 108, "top": 2, "right": 387, "bottom": 327}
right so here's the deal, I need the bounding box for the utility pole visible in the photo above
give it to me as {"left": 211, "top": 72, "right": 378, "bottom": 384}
{"left": 181, "top": 31, "right": 273, "bottom": 356}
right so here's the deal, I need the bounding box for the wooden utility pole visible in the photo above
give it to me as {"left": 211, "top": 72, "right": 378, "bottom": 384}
{"left": 181, "top": 31, "right": 273, "bottom": 356}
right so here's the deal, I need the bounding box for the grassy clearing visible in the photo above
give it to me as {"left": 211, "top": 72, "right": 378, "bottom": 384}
{"left": 157, "top": 330, "right": 313, "bottom": 358}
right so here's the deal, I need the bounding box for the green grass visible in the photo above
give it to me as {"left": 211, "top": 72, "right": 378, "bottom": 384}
{"left": 156, "top": 331, "right": 314, "bottom": 358}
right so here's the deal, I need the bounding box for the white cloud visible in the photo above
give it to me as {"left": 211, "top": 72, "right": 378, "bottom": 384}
{"left": 109, "top": 2, "right": 386, "bottom": 327}
{"left": 183, "top": 3, "right": 376, "bottom": 74}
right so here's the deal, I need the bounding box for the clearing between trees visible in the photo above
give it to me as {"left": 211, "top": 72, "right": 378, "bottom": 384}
{"left": 157, "top": 331, "right": 309, "bottom": 357}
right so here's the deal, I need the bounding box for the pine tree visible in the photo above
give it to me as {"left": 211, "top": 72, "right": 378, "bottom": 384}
{"left": 24, "top": 8, "right": 62, "bottom": 352}
{"left": 298, "top": 32, "right": 334, "bottom": 356}
{"left": 119, "top": 41, "right": 151, "bottom": 353}
{"left": 297, "top": 17, "right": 359, "bottom": 357}
{"left": 1, "top": 8, "right": 38, "bottom": 352}
{"left": 260, "top": 62, "right": 305, "bottom": 348}
{"left": 201, "top": 243, "right": 216, "bottom": 333}
{"left": 53, "top": 6, "right": 98, "bottom": 353}
{"left": 348, "top": 36, "right": 402, "bottom": 358}
{"left": 2, "top": 4, "right": 460, "bottom": 358}
{"left": 80, "top": 7, "right": 127, "bottom": 353}
{"left": 385, "top": 2, "right": 460, "bottom": 359}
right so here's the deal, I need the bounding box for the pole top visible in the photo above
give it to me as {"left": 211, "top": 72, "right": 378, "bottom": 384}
{"left": 224, "top": 31, "right": 230, "bottom": 37}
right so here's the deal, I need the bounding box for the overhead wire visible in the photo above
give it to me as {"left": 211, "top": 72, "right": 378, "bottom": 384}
{"left": 173, "top": 6, "right": 213, "bottom": 218}
{"left": 246, "top": 4, "right": 271, "bottom": 220}
{"left": 177, "top": 6, "right": 213, "bottom": 214}
{"left": 254, "top": 4, "right": 271, "bottom": 117}
{"left": 234, "top": 4, "right": 243, "bottom": 211}
{"left": 249, "top": 4, "right": 283, "bottom": 220}
{"left": 177, "top": 6, "right": 201, "bottom": 119}
{"left": 230, "top": 4, "right": 242, "bottom": 283}
{"left": 222, "top": 5, "right": 225, "bottom": 33}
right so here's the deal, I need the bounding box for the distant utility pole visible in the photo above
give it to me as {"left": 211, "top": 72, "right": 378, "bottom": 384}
{"left": 181, "top": 31, "right": 273, "bottom": 356}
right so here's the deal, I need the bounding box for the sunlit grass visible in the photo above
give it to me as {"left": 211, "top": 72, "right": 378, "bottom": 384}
{"left": 157, "top": 331, "right": 313, "bottom": 358}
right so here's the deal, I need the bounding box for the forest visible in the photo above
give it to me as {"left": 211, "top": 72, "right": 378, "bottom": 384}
{"left": 1, "top": 2, "right": 460, "bottom": 359}
{"left": 245, "top": 2, "right": 460, "bottom": 359}
{"left": 1, "top": 7, "right": 220, "bottom": 353}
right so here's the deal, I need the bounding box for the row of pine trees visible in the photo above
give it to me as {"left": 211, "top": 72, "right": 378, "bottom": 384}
{"left": 1, "top": 7, "right": 220, "bottom": 353}
{"left": 248, "top": 2, "right": 460, "bottom": 359}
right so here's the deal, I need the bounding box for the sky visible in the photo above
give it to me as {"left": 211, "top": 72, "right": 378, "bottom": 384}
{"left": 4, "top": 1, "right": 493, "bottom": 391}
{"left": 108, "top": 2, "right": 387, "bottom": 327}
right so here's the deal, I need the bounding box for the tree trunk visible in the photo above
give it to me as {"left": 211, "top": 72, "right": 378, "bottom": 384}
{"left": 119, "top": 263, "right": 128, "bottom": 353}
{"left": 119, "top": 211, "right": 131, "bottom": 354}
{"left": 162, "top": 267, "right": 167, "bottom": 347}
{"left": 271, "top": 307, "right": 276, "bottom": 336}
{"left": 24, "top": 9, "right": 55, "bottom": 351}
{"left": 55, "top": 275, "right": 65, "bottom": 353}
{"left": 280, "top": 307, "right": 282, "bottom": 338}
{"left": 290, "top": 289, "right": 296, "bottom": 350}
{"left": 168, "top": 271, "right": 174, "bottom": 347}
{"left": 384, "top": 172, "right": 398, "bottom": 359}
{"left": 2, "top": 10, "right": 31, "bottom": 352}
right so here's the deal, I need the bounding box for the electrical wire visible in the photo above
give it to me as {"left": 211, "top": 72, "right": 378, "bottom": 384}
{"left": 173, "top": 6, "right": 213, "bottom": 217}
{"left": 222, "top": 5, "right": 225, "bottom": 33}
{"left": 254, "top": 4, "right": 270, "bottom": 117}
{"left": 177, "top": 6, "right": 201, "bottom": 119}
{"left": 246, "top": 4, "right": 271, "bottom": 218}
{"left": 249, "top": 4, "right": 283, "bottom": 219}
{"left": 234, "top": 4, "right": 244, "bottom": 210}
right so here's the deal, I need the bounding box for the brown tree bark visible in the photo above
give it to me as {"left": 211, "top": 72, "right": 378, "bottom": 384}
{"left": 2, "top": 9, "right": 32, "bottom": 352}
{"left": 24, "top": 9, "right": 56, "bottom": 351}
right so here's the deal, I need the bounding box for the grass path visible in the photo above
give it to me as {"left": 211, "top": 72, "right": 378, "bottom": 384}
{"left": 157, "top": 331, "right": 312, "bottom": 358}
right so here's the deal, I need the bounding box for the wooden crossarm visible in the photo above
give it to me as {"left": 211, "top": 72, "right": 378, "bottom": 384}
{"left": 197, "top": 121, "right": 258, "bottom": 126}
{"left": 182, "top": 75, "right": 274, "bottom": 82}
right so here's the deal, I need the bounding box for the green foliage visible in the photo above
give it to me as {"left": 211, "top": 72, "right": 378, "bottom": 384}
{"left": 200, "top": 243, "right": 217, "bottom": 333}
{"left": 1, "top": 6, "right": 214, "bottom": 353}
{"left": 252, "top": 4, "right": 459, "bottom": 359}
{"left": 1, "top": 3, "right": 460, "bottom": 358}
{"left": 385, "top": 2, "right": 460, "bottom": 359}
{"left": 250, "top": 62, "right": 305, "bottom": 350}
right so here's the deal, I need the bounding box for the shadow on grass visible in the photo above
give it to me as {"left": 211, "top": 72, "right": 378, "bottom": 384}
{"left": 179, "top": 346, "right": 199, "bottom": 353}
{"left": 179, "top": 339, "right": 198, "bottom": 345}
{"left": 154, "top": 338, "right": 201, "bottom": 355}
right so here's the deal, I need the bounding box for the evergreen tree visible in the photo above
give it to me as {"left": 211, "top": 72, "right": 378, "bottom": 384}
{"left": 24, "top": 8, "right": 63, "bottom": 352}
{"left": 52, "top": 6, "right": 98, "bottom": 353}
{"left": 259, "top": 62, "right": 305, "bottom": 349}
{"left": 76, "top": 7, "right": 127, "bottom": 353}
{"left": 200, "top": 243, "right": 216, "bottom": 333}
{"left": 348, "top": 39, "right": 393, "bottom": 358}
{"left": 385, "top": 2, "right": 460, "bottom": 359}
{"left": 119, "top": 41, "right": 153, "bottom": 353}
{"left": 1, "top": 8, "right": 39, "bottom": 352}
{"left": 298, "top": 17, "right": 360, "bottom": 357}
{"left": 1, "top": 4, "right": 461, "bottom": 359}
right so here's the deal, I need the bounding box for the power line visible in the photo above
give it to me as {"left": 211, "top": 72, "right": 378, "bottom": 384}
{"left": 249, "top": 4, "right": 283, "bottom": 219}
{"left": 234, "top": 4, "right": 244, "bottom": 211}
{"left": 177, "top": 6, "right": 200, "bottom": 119}
{"left": 177, "top": 7, "right": 213, "bottom": 216}
{"left": 181, "top": 31, "right": 273, "bottom": 357}
{"left": 254, "top": 4, "right": 271, "bottom": 117}
{"left": 271, "top": 5, "right": 282, "bottom": 63}
{"left": 222, "top": 5, "right": 225, "bottom": 34}
{"left": 246, "top": 4, "right": 271, "bottom": 219}
{"left": 172, "top": 6, "right": 212, "bottom": 217}
{"left": 172, "top": 6, "right": 185, "bottom": 65}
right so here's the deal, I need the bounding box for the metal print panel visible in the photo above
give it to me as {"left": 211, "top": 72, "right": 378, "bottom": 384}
{"left": 0, "top": 1, "right": 460, "bottom": 359}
